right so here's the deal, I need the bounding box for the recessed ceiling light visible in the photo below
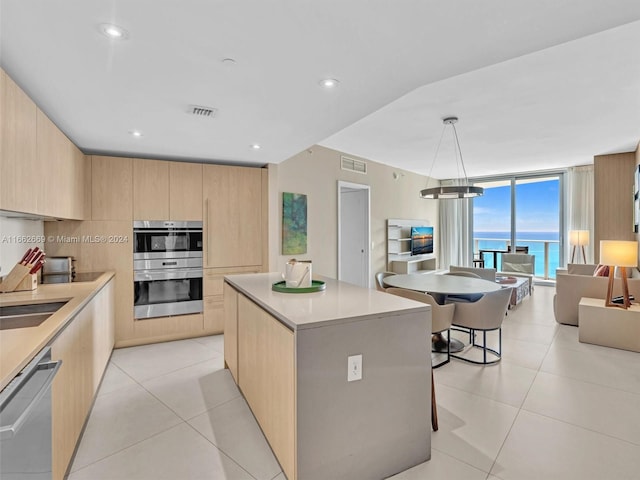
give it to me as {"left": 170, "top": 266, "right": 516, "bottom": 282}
{"left": 129, "top": 130, "right": 143, "bottom": 137}
{"left": 221, "top": 58, "right": 236, "bottom": 66}
{"left": 250, "top": 144, "right": 261, "bottom": 150}
{"left": 100, "top": 23, "right": 128, "bottom": 40}
{"left": 319, "top": 78, "right": 339, "bottom": 89}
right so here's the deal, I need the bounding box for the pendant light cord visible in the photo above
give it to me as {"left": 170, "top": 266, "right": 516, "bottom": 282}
{"left": 451, "top": 123, "right": 470, "bottom": 186}
{"left": 424, "top": 123, "right": 447, "bottom": 190}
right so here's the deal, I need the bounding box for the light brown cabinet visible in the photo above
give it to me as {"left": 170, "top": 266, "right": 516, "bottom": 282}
{"left": 223, "top": 282, "right": 239, "bottom": 382}
{"left": 133, "top": 159, "right": 169, "bottom": 219}
{"left": 0, "top": 69, "right": 38, "bottom": 213}
{"left": 91, "top": 156, "right": 133, "bottom": 220}
{"left": 51, "top": 279, "right": 115, "bottom": 480}
{"left": 169, "top": 161, "right": 202, "bottom": 220}
{"left": 236, "top": 293, "right": 295, "bottom": 479}
{"left": 203, "top": 165, "right": 264, "bottom": 268}
{"left": 132, "top": 159, "right": 202, "bottom": 221}
{"left": 1, "top": 68, "right": 87, "bottom": 219}
{"left": 203, "top": 266, "right": 260, "bottom": 335}
{"left": 36, "top": 110, "right": 87, "bottom": 219}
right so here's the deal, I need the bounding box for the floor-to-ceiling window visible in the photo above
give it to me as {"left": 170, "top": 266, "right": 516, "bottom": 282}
{"left": 473, "top": 174, "right": 563, "bottom": 279}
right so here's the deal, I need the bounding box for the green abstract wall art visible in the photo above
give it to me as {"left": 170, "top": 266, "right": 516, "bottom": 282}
{"left": 282, "top": 192, "right": 307, "bottom": 254}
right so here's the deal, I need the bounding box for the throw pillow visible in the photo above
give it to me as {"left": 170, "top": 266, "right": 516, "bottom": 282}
{"left": 593, "top": 264, "right": 610, "bottom": 277}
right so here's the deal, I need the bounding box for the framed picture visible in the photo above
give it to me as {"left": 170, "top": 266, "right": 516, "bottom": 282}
{"left": 282, "top": 192, "right": 308, "bottom": 254}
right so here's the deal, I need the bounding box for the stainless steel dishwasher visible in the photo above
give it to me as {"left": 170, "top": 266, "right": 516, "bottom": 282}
{"left": 0, "top": 346, "right": 62, "bottom": 479}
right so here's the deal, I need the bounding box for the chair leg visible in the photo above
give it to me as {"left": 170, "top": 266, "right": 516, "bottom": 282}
{"left": 431, "top": 369, "right": 438, "bottom": 431}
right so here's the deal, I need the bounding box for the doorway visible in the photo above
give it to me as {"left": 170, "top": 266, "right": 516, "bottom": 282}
{"left": 338, "top": 181, "right": 370, "bottom": 288}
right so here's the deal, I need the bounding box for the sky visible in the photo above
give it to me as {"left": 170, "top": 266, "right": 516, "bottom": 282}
{"left": 473, "top": 178, "right": 559, "bottom": 233}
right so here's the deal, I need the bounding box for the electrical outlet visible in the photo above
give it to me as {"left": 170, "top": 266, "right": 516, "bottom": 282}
{"left": 347, "top": 354, "right": 363, "bottom": 382}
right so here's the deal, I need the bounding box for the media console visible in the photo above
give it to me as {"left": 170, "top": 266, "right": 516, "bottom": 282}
{"left": 387, "top": 219, "right": 437, "bottom": 273}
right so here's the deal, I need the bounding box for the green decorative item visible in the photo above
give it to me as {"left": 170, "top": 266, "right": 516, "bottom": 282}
{"left": 272, "top": 280, "right": 326, "bottom": 293}
{"left": 282, "top": 192, "right": 307, "bottom": 254}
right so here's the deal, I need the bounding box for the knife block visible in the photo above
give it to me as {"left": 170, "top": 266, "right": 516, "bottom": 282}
{"left": 0, "top": 264, "right": 37, "bottom": 292}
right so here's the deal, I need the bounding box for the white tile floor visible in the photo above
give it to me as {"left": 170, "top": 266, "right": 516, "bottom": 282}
{"left": 69, "top": 285, "right": 640, "bottom": 480}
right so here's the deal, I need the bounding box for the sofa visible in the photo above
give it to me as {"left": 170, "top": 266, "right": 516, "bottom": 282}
{"left": 553, "top": 263, "right": 640, "bottom": 325}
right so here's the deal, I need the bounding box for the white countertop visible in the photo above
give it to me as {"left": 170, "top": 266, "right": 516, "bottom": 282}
{"left": 224, "top": 272, "right": 429, "bottom": 330}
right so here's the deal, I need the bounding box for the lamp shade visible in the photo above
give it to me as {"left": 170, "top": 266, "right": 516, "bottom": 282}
{"left": 569, "top": 230, "right": 590, "bottom": 246}
{"left": 599, "top": 240, "right": 638, "bottom": 267}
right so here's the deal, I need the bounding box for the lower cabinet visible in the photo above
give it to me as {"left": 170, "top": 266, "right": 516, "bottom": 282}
{"left": 226, "top": 290, "right": 296, "bottom": 479}
{"left": 203, "top": 266, "right": 261, "bottom": 335}
{"left": 50, "top": 279, "right": 115, "bottom": 480}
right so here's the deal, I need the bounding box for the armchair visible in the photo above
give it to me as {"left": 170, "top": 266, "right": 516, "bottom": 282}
{"left": 499, "top": 253, "right": 534, "bottom": 294}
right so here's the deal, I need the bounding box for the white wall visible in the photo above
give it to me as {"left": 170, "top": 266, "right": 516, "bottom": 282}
{"left": 0, "top": 217, "right": 44, "bottom": 275}
{"left": 269, "top": 145, "right": 438, "bottom": 282}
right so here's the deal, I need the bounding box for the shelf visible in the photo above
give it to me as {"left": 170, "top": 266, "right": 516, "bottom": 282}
{"left": 387, "top": 219, "right": 436, "bottom": 274}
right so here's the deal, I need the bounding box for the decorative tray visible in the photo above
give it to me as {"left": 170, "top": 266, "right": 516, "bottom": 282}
{"left": 496, "top": 276, "right": 518, "bottom": 284}
{"left": 272, "top": 280, "right": 326, "bottom": 293}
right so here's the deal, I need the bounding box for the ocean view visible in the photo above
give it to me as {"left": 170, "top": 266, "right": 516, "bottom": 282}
{"left": 474, "top": 231, "right": 560, "bottom": 278}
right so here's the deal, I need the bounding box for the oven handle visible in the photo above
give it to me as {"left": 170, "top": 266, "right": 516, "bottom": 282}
{"left": 134, "top": 268, "right": 203, "bottom": 282}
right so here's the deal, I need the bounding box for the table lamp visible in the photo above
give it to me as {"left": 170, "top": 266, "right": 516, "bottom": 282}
{"left": 569, "top": 230, "right": 589, "bottom": 263}
{"left": 599, "top": 240, "right": 638, "bottom": 309}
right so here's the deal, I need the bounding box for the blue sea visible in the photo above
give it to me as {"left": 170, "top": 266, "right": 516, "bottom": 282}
{"left": 474, "top": 231, "right": 559, "bottom": 279}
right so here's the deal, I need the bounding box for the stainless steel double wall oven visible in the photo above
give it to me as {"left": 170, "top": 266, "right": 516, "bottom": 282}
{"left": 133, "top": 221, "right": 203, "bottom": 319}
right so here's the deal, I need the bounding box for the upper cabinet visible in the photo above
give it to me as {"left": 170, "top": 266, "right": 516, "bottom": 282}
{"left": 91, "top": 156, "right": 133, "bottom": 220}
{"left": 36, "top": 111, "right": 87, "bottom": 219}
{"left": 203, "top": 164, "right": 263, "bottom": 268}
{"left": 133, "top": 159, "right": 169, "bottom": 220}
{"left": 169, "top": 161, "right": 202, "bottom": 221}
{"left": 132, "top": 159, "right": 202, "bottom": 221}
{"left": 0, "top": 68, "right": 87, "bottom": 219}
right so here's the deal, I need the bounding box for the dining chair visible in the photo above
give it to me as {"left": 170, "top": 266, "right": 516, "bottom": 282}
{"left": 375, "top": 271, "right": 396, "bottom": 292}
{"left": 386, "top": 287, "right": 454, "bottom": 431}
{"left": 450, "top": 286, "right": 512, "bottom": 365}
{"left": 386, "top": 288, "right": 455, "bottom": 368}
{"left": 449, "top": 265, "right": 497, "bottom": 282}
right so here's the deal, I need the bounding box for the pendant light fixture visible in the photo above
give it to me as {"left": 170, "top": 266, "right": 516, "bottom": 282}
{"left": 420, "top": 117, "right": 484, "bottom": 199}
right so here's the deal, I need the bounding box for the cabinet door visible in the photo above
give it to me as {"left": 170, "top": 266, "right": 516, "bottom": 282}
{"left": 133, "top": 158, "right": 169, "bottom": 220}
{"left": 223, "top": 283, "right": 238, "bottom": 382}
{"left": 51, "top": 280, "right": 114, "bottom": 480}
{"left": 91, "top": 156, "right": 133, "bottom": 220}
{"left": 169, "top": 161, "right": 202, "bottom": 220}
{"left": 203, "top": 165, "right": 262, "bottom": 267}
{"left": 37, "top": 111, "right": 87, "bottom": 219}
{"left": 237, "top": 294, "right": 295, "bottom": 479}
{"left": 0, "top": 69, "right": 38, "bottom": 213}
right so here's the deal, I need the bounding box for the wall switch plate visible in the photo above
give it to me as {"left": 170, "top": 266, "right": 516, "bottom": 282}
{"left": 347, "top": 354, "right": 363, "bottom": 382}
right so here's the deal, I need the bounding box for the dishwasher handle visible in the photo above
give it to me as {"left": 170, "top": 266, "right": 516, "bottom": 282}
{"left": 0, "top": 359, "right": 62, "bottom": 440}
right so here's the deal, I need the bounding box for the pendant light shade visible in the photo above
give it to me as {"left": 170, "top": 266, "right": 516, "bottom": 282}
{"left": 420, "top": 117, "right": 483, "bottom": 199}
{"left": 419, "top": 185, "right": 484, "bottom": 199}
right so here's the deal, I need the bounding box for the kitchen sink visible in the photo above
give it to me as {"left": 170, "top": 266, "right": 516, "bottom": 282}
{"left": 0, "top": 301, "right": 68, "bottom": 330}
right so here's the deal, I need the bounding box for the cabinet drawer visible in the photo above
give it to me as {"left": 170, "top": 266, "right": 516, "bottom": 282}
{"left": 204, "top": 296, "right": 224, "bottom": 333}
{"left": 204, "top": 267, "right": 261, "bottom": 297}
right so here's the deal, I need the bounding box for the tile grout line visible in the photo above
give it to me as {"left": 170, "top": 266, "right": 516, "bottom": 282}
{"left": 182, "top": 420, "right": 261, "bottom": 480}
{"left": 484, "top": 320, "right": 561, "bottom": 477}
{"left": 69, "top": 422, "right": 185, "bottom": 476}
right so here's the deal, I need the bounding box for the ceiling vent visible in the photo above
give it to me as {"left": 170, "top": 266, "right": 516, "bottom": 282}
{"left": 341, "top": 155, "right": 367, "bottom": 174}
{"left": 188, "top": 105, "right": 217, "bottom": 118}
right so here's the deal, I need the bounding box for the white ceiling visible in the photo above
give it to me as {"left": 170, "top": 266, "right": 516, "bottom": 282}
{"left": 1, "top": 1, "right": 639, "bottom": 179}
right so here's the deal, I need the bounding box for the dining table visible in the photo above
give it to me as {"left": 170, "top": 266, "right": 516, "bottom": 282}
{"left": 383, "top": 273, "right": 504, "bottom": 353}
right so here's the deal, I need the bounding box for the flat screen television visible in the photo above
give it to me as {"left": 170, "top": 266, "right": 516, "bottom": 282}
{"left": 411, "top": 226, "right": 434, "bottom": 255}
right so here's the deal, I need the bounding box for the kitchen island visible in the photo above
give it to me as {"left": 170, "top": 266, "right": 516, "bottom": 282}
{"left": 224, "top": 272, "right": 432, "bottom": 480}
